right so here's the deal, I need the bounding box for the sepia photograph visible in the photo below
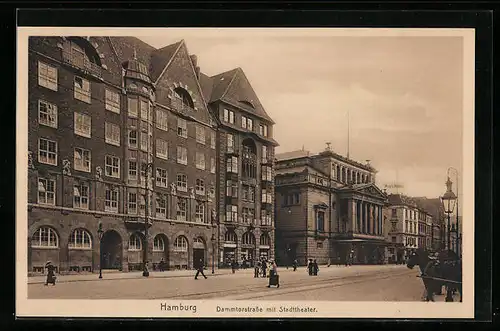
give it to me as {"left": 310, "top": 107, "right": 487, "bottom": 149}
{"left": 16, "top": 27, "right": 475, "bottom": 318}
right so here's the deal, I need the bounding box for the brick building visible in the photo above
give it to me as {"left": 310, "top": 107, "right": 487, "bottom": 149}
{"left": 200, "top": 68, "right": 278, "bottom": 267}
{"left": 27, "top": 36, "right": 276, "bottom": 275}
{"left": 274, "top": 145, "right": 388, "bottom": 266}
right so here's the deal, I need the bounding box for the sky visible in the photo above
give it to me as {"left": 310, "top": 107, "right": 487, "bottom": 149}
{"left": 139, "top": 30, "right": 465, "bottom": 200}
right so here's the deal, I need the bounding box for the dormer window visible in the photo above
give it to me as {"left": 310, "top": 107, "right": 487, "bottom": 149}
{"left": 62, "top": 38, "right": 102, "bottom": 78}
{"left": 172, "top": 87, "right": 194, "bottom": 110}
{"left": 239, "top": 100, "right": 255, "bottom": 109}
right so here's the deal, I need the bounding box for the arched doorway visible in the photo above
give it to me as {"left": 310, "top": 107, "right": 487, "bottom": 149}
{"left": 223, "top": 230, "right": 238, "bottom": 267}
{"left": 241, "top": 232, "right": 256, "bottom": 267}
{"left": 192, "top": 237, "right": 206, "bottom": 267}
{"left": 101, "top": 230, "right": 122, "bottom": 270}
{"left": 153, "top": 234, "right": 169, "bottom": 271}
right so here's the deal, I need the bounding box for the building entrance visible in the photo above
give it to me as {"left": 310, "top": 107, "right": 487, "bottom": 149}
{"left": 101, "top": 230, "right": 122, "bottom": 270}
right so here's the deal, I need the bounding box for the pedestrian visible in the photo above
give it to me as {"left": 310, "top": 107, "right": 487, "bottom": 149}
{"left": 292, "top": 259, "right": 297, "bottom": 271}
{"left": 327, "top": 258, "right": 331, "bottom": 268}
{"left": 313, "top": 259, "right": 319, "bottom": 276}
{"left": 44, "top": 261, "right": 56, "bottom": 286}
{"left": 267, "top": 260, "right": 279, "bottom": 288}
{"left": 231, "top": 259, "right": 236, "bottom": 274}
{"left": 261, "top": 259, "right": 267, "bottom": 278}
{"left": 254, "top": 261, "right": 261, "bottom": 278}
{"left": 159, "top": 258, "right": 165, "bottom": 272}
{"left": 194, "top": 258, "right": 207, "bottom": 280}
{"left": 307, "top": 259, "right": 313, "bottom": 276}
{"left": 348, "top": 250, "right": 354, "bottom": 266}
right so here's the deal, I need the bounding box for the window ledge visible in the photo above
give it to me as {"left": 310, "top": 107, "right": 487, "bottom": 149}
{"left": 68, "top": 247, "right": 92, "bottom": 251}
{"left": 31, "top": 246, "right": 59, "bottom": 250}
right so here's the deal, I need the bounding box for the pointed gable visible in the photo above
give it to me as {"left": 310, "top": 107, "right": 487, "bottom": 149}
{"left": 150, "top": 41, "right": 182, "bottom": 83}
{"left": 340, "top": 183, "right": 388, "bottom": 201}
{"left": 216, "top": 68, "right": 275, "bottom": 124}
{"left": 208, "top": 68, "right": 239, "bottom": 102}
{"left": 154, "top": 40, "right": 213, "bottom": 124}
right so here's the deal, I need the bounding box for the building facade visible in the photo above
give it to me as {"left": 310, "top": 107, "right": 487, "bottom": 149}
{"left": 274, "top": 146, "right": 388, "bottom": 266}
{"left": 200, "top": 69, "right": 278, "bottom": 267}
{"left": 27, "top": 36, "right": 276, "bottom": 275}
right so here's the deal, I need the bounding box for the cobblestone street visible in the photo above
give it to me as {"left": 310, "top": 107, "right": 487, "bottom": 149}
{"left": 28, "top": 265, "right": 460, "bottom": 302}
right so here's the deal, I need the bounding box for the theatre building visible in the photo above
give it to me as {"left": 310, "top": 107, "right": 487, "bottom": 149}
{"left": 274, "top": 146, "right": 389, "bottom": 266}
{"left": 27, "top": 36, "right": 219, "bottom": 274}
{"left": 200, "top": 68, "right": 278, "bottom": 267}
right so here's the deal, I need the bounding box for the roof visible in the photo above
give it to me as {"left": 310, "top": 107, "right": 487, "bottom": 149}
{"left": 149, "top": 40, "right": 183, "bottom": 83}
{"left": 107, "top": 37, "right": 156, "bottom": 69}
{"left": 275, "top": 150, "right": 311, "bottom": 162}
{"left": 199, "top": 72, "right": 214, "bottom": 102}
{"left": 204, "top": 67, "right": 275, "bottom": 124}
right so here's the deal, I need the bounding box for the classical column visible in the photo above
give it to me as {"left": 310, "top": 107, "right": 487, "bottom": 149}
{"left": 363, "top": 202, "right": 368, "bottom": 233}
{"left": 356, "top": 200, "right": 361, "bottom": 233}
{"left": 351, "top": 199, "right": 357, "bottom": 233}
{"left": 379, "top": 206, "right": 383, "bottom": 235}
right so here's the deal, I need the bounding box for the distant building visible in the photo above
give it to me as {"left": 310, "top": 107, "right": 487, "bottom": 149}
{"left": 413, "top": 197, "right": 446, "bottom": 252}
{"left": 274, "top": 145, "right": 389, "bottom": 266}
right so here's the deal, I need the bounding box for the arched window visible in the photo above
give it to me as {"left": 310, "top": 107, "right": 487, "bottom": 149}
{"left": 224, "top": 231, "right": 237, "bottom": 243}
{"left": 260, "top": 234, "right": 270, "bottom": 246}
{"left": 153, "top": 235, "right": 165, "bottom": 252}
{"left": 173, "top": 87, "right": 194, "bottom": 109}
{"left": 128, "top": 233, "right": 142, "bottom": 251}
{"left": 173, "top": 236, "right": 188, "bottom": 252}
{"left": 239, "top": 100, "right": 255, "bottom": 109}
{"left": 31, "top": 226, "right": 59, "bottom": 248}
{"left": 336, "top": 165, "right": 340, "bottom": 181}
{"left": 242, "top": 232, "right": 256, "bottom": 245}
{"left": 68, "top": 228, "right": 92, "bottom": 249}
{"left": 242, "top": 138, "right": 257, "bottom": 179}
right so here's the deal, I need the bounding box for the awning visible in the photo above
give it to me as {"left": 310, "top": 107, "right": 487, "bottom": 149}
{"left": 223, "top": 243, "right": 237, "bottom": 248}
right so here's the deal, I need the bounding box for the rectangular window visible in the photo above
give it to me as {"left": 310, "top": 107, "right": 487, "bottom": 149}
{"left": 262, "top": 166, "right": 272, "bottom": 181}
{"left": 392, "top": 208, "right": 397, "bottom": 217}
{"left": 177, "top": 118, "right": 187, "bottom": 138}
{"left": 74, "top": 147, "right": 91, "bottom": 172}
{"left": 195, "top": 201, "right": 205, "bottom": 223}
{"left": 317, "top": 211, "right": 325, "bottom": 232}
{"left": 242, "top": 185, "right": 255, "bottom": 202}
{"left": 226, "top": 156, "right": 238, "bottom": 173}
{"left": 128, "top": 192, "right": 137, "bottom": 214}
{"left": 262, "top": 189, "right": 272, "bottom": 204}
{"left": 196, "top": 126, "right": 205, "bottom": 145}
{"left": 74, "top": 76, "right": 91, "bottom": 103}
{"left": 262, "top": 145, "right": 268, "bottom": 163}
{"left": 226, "top": 133, "right": 234, "bottom": 152}
{"left": 195, "top": 152, "right": 205, "bottom": 170}
{"left": 156, "top": 195, "right": 167, "bottom": 218}
{"left": 105, "top": 155, "right": 120, "bottom": 178}
{"left": 177, "top": 146, "right": 188, "bottom": 165}
{"left": 128, "top": 97, "right": 138, "bottom": 117}
{"left": 140, "top": 132, "right": 148, "bottom": 152}
{"left": 156, "top": 109, "right": 168, "bottom": 131}
{"left": 38, "top": 61, "right": 58, "bottom": 91}
{"left": 105, "top": 185, "right": 119, "bottom": 212}
{"left": 195, "top": 179, "right": 205, "bottom": 195}
{"left": 140, "top": 100, "right": 149, "bottom": 120}
{"left": 223, "top": 109, "right": 234, "bottom": 124}
{"left": 128, "top": 130, "right": 137, "bottom": 148}
{"left": 177, "top": 174, "right": 187, "bottom": 192}
{"left": 259, "top": 124, "right": 268, "bottom": 137}
{"left": 74, "top": 112, "right": 91, "bottom": 138}
{"left": 73, "top": 183, "right": 89, "bottom": 210}
{"left": 247, "top": 118, "right": 253, "bottom": 131}
{"left": 156, "top": 139, "right": 168, "bottom": 160}
{"left": 38, "top": 100, "right": 57, "bottom": 128}
{"left": 242, "top": 207, "right": 255, "bottom": 224}
{"left": 317, "top": 242, "right": 323, "bottom": 249}
{"left": 241, "top": 116, "right": 247, "bottom": 129}
{"left": 105, "top": 89, "right": 120, "bottom": 113}
{"left": 177, "top": 197, "right": 187, "bottom": 222}
{"left": 38, "top": 138, "right": 57, "bottom": 165}
{"left": 128, "top": 160, "right": 137, "bottom": 180}
{"left": 38, "top": 178, "right": 55, "bottom": 205}
{"left": 105, "top": 122, "right": 120, "bottom": 146}
{"left": 226, "top": 180, "right": 238, "bottom": 198}
{"left": 156, "top": 168, "right": 168, "bottom": 188}
{"left": 210, "top": 157, "right": 216, "bottom": 174}
{"left": 210, "top": 131, "right": 216, "bottom": 149}
{"left": 261, "top": 209, "right": 272, "bottom": 226}
{"left": 226, "top": 205, "right": 238, "bottom": 222}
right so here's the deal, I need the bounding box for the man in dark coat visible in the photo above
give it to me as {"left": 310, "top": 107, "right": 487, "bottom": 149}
{"left": 307, "top": 259, "right": 314, "bottom": 276}
{"left": 261, "top": 259, "right": 267, "bottom": 278}
{"left": 194, "top": 258, "right": 207, "bottom": 280}
{"left": 45, "top": 262, "right": 56, "bottom": 286}
{"left": 254, "top": 261, "right": 261, "bottom": 278}
{"left": 292, "top": 259, "right": 298, "bottom": 271}
{"left": 313, "top": 259, "right": 319, "bottom": 276}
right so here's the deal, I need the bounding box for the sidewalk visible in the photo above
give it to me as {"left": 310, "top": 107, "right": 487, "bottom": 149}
{"left": 28, "top": 264, "right": 399, "bottom": 285}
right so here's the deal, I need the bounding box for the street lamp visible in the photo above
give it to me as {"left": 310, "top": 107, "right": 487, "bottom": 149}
{"left": 440, "top": 177, "right": 457, "bottom": 252}
{"left": 97, "top": 222, "right": 104, "bottom": 279}
{"left": 143, "top": 162, "right": 153, "bottom": 278}
{"left": 447, "top": 167, "right": 460, "bottom": 256}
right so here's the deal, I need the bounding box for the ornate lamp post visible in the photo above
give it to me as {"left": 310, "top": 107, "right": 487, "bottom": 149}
{"left": 440, "top": 177, "right": 457, "bottom": 252}
{"left": 447, "top": 167, "right": 460, "bottom": 256}
{"left": 97, "top": 222, "right": 104, "bottom": 279}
